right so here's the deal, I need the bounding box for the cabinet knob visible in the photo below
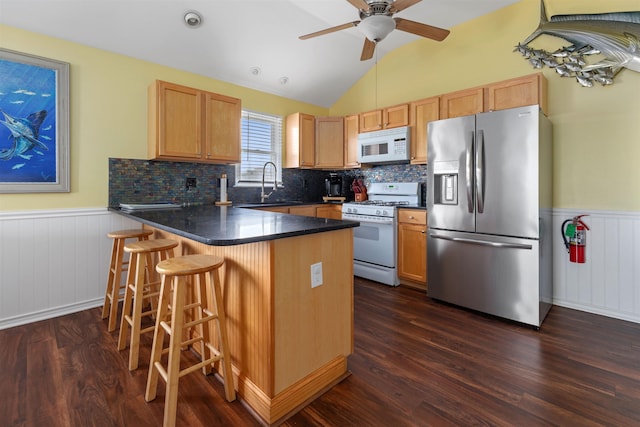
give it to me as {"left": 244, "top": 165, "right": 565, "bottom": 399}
{"left": 409, "top": 215, "right": 414, "bottom": 219}
{"left": 421, "top": 230, "right": 426, "bottom": 234}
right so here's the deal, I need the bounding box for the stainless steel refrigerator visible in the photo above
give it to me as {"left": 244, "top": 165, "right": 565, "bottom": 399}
{"left": 426, "top": 105, "right": 553, "bottom": 327}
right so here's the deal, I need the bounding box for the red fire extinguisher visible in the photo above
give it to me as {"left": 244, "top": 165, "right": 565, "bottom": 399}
{"left": 561, "top": 215, "right": 590, "bottom": 263}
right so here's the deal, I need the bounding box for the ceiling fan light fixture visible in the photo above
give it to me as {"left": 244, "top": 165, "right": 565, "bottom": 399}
{"left": 358, "top": 15, "right": 395, "bottom": 42}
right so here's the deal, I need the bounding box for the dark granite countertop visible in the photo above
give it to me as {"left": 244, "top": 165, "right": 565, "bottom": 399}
{"left": 109, "top": 204, "right": 359, "bottom": 246}
{"left": 397, "top": 204, "right": 427, "bottom": 210}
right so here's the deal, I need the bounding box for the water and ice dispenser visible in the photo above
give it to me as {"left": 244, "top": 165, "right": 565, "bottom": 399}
{"left": 432, "top": 160, "right": 459, "bottom": 206}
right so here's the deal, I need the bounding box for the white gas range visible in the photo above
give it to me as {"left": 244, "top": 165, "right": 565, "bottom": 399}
{"left": 342, "top": 182, "right": 421, "bottom": 286}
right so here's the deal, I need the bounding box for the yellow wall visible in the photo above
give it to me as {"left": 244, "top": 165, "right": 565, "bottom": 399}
{"left": 0, "top": 25, "right": 327, "bottom": 211}
{"left": 331, "top": 0, "right": 640, "bottom": 211}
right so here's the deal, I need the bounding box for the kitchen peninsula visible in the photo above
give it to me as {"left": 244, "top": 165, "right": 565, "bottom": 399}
{"left": 110, "top": 204, "right": 358, "bottom": 425}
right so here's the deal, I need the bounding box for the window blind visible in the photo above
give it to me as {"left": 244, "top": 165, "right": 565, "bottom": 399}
{"left": 235, "top": 110, "right": 282, "bottom": 185}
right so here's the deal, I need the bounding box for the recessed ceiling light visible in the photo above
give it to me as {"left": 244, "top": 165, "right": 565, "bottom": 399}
{"left": 184, "top": 11, "right": 202, "bottom": 28}
{"left": 249, "top": 67, "right": 261, "bottom": 76}
{"left": 279, "top": 77, "right": 289, "bottom": 85}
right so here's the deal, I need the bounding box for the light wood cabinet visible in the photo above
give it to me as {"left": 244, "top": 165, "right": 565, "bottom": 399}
{"left": 440, "top": 87, "right": 484, "bottom": 119}
{"left": 315, "top": 116, "right": 344, "bottom": 169}
{"left": 316, "top": 204, "right": 342, "bottom": 220}
{"left": 409, "top": 96, "right": 439, "bottom": 165}
{"left": 485, "top": 73, "right": 548, "bottom": 115}
{"left": 255, "top": 206, "right": 289, "bottom": 213}
{"left": 203, "top": 91, "right": 242, "bottom": 162}
{"left": 359, "top": 103, "right": 409, "bottom": 132}
{"left": 285, "top": 113, "right": 315, "bottom": 168}
{"left": 358, "top": 109, "right": 383, "bottom": 132}
{"left": 254, "top": 204, "right": 342, "bottom": 219}
{"left": 343, "top": 114, "right": 360, "bottom": 169}
{"left": 289, "top": 205, "right": 317, "bottom": 217}
{"left": 384, "top": 103, "right": 410, "bottom": 129}
{"left": 148, "top": 80, "right": 240, "bottom": 163}
{"left": 397, "top": 209, "right": 427, "bottom": 290}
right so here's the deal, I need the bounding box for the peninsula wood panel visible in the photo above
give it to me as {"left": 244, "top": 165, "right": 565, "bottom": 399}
{"left": 147, "top": 226, "right": 353, "bottom": 425}
{"left": 273, "top": 229, "right": 353, "bottom": 393}
{"left": 149, "top": 228, "right": 274, "bottom": 396}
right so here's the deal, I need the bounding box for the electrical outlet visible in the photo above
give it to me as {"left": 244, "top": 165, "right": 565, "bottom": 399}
{"left": 185, "top": 177, "right": 197, "bottom": 189}
{"left": 311, "top": 262, "right": 323, "bottom": 288}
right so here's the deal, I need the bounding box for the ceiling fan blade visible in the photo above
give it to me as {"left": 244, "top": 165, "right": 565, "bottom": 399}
{"left": 390, "top": 0, "right": 422, "bottom": 13}
{"left": 360, "top": 38, "right": 376, "bottom": 61}
{"left": 346, "top": 0, "right": 370, "bottom": 11}
{"left": 394, "top": 18, "right": 450, "bottom": 41}
{"left": 299, "top": 21, "right": 360, "bottom": 40}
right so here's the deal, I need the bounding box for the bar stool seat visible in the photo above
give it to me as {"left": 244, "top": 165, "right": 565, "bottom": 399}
{"left": 117, "top": 238, "right": 179, "bottom": 371}
{"left": 102, "top": 228, "right": 154, "bottom": 332}
{"left": 145, "top": 254, "right": 236, "bottom": 427}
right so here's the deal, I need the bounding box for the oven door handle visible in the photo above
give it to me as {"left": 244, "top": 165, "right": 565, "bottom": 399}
{"left": 429, "top": 233, "right": 533, "bottom": 250}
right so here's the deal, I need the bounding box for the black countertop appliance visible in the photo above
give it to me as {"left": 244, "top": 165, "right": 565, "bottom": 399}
{"left": 325, "top": 173, "right": 343, "bottom": 197}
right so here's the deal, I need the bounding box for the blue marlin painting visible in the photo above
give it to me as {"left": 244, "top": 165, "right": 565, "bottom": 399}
{"left": 515, "top": 1, "right": 640, "bottom": 86}
{"left": 0, "top": 109, "right": 49, "bottom": 160}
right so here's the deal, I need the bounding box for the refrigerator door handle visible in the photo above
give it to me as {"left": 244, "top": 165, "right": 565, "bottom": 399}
{"left": 429, "top": 233, "right": 533, "bottom": 250}
{"left": 465, "top": 131, "right": 475, "bottom": 213}
{"left": 476, "top": 129, "right": 485, "bottom": 214}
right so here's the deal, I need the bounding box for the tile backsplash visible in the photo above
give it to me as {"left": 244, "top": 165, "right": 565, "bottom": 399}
{"left": 109, "top": 158, "right": 427, "bottom": 207}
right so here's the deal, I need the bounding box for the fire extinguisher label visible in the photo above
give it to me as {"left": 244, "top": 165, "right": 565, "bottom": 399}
{"left": 565, "top": 223, "right": 576, "bottom": 237}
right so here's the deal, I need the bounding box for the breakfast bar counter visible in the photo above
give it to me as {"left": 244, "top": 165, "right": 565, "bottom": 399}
{"left": 110, "top": 205, "right": 357, "bottom": 425}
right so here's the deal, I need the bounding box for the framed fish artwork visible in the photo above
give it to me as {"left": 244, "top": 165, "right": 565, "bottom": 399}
{"left": 0, "top": 48, "right": 69, "bottom": 193}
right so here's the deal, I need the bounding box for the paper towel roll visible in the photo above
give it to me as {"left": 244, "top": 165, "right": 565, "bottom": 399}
{"left": 220, "top": 174, "right": 227, "bottom": 202}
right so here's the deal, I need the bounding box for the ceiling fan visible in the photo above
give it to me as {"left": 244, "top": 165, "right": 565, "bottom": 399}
{"left": 299, "top": 0, "right": 450, "bottom": 61}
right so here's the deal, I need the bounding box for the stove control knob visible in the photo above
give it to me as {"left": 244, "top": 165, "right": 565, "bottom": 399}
{"left": 382, "top": 210, "right": 389, "bottom": 216}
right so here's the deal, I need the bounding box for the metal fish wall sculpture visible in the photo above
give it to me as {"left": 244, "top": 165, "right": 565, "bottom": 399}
{"left": 515, "top": 1, "right": 640, "bottom": 87}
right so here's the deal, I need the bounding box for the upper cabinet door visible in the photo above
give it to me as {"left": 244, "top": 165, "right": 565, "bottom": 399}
{"left": 285, "top": 112, "right": 315, "bottom": 168}
{"left": 359, "top": 104, "right": 409, "bottom": 132}
{"left": 204, "top": 92, "right": 241, "bottom": 163}
{"left": 359, "top": 109, "right": 382, "bottom": 132}
{"left": 383, "top": 103, "right": 409, "bottom": 129}
{"left": 343, "top": 114, "right": 360, "bottom": 169}
{"left": 485, "top": 73, "right": 548, "bottom": 115}
{"left": 149, "top": 80, "right": 241, "bottom": 164}
{"left": 440, "top": 87, "right": 484, "bottom": 119}
{"left": 150, "top": 80, "right": 202, "bottom": 160}
{"left": 410, "top": 96, "right": 439, "bottom": 164}
{"left": 315, "top": 116, "right": 344, "bottom": 169}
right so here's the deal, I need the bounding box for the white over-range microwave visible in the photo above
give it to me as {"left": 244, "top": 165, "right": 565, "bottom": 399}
{"left": 357, "top": 126, "right": 411, "bottom": 164}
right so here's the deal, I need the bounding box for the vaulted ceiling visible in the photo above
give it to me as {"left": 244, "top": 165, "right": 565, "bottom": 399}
{"left": 0, "top": 0, "right": 520, "bottom": 107}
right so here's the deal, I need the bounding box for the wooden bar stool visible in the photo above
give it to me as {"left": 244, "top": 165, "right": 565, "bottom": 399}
{"left": 102, "top": 228, "right": 154, "bottom": 332}
{"left": 145, "top": 254, "right": 236, "bottom": 427}
{"left": 117, "top": 238, "right": 179, "bottom": 371}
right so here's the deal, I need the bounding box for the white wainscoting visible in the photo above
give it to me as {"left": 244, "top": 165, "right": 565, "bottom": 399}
{"left": 553, "top": 208, "right": 640, "bottom": 324}
{"left": 0, "top": 208, "right": 139, "bottom": 330}
{"left": 1, "top": 208, "right": 639, "bottom": 329}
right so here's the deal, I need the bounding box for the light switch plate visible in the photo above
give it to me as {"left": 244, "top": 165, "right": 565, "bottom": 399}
{"left": 311, "top": 262, "right": 323, "bottom": 288}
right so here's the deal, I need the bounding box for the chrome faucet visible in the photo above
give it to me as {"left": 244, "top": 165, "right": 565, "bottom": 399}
{"left": 261, "top": 161, "right": 278, "bottom": 203}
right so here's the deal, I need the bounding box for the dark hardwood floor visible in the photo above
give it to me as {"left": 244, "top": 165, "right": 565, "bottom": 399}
{"left": 2, "top": 277, "right": 640, "bottom": 426}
